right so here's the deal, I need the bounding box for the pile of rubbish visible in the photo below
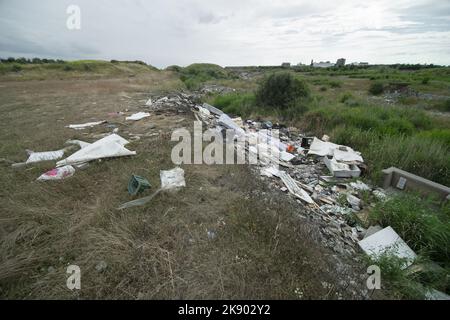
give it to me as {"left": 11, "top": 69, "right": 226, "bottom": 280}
{"left": 194, "top": 102, "right": 393, "bottom": 256}
{"left": 143, "top": 93, "right": 196, "bottom": 113}
{"left": 194, "top": 101, "right": 450, "bottom": 301}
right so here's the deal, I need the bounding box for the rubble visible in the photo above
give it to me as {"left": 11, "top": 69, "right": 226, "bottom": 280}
{"left": 193, "top": 101, "right": 381, "bottom": 256}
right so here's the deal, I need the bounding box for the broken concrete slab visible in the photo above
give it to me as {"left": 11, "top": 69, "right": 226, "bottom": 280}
{"left": 323, "top": 156, "right": 361, "bottom": 178}
{"left": 358, "top": 226, "right": 417, "bottom": 268}
{"left": 202, "top": 102, "right": 224, "bottom": 116}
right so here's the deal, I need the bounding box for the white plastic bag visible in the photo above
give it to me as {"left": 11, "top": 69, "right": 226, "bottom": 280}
{"left": 160, "top": 167, "right": 186, "bottom": 190}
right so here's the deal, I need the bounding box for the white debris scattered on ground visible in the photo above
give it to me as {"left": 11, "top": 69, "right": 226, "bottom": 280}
{"left": 37, "top": 165, "right": 75, "bottom": 181}
{"left": 160, "top": 167, "right": 186, "bottom": 190}
{"left": 66, "top": 120, "right": 106, "bottom": 130}
{"left": 126, "top": 112, "right": 150, "bottom": 121}
{"left": 26, "top": 149, "right": 65, "bottom": 164}
{"left": 56, "top": 134, "right": 136, "bottom": 167}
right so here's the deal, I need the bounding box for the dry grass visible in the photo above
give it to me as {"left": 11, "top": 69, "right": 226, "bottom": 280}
{"left": 0, "top": 72, "right": 367, "bottom": 299}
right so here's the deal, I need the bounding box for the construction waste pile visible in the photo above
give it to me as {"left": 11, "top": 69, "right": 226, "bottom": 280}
{"left": 10, "top": 91, "right": 446, "bottom": 299}
{"left": 192, "top": 101, "right": 420, "bottom": 265}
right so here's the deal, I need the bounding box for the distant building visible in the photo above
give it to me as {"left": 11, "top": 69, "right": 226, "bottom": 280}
{"left": 312, "top": 61, "right": 335, "bottom": 68}
{"left": 281, "top": 62, "right": 291, "bottom": 68}
{"left": 336, "top": 58, "right": 346, "bottom": 67}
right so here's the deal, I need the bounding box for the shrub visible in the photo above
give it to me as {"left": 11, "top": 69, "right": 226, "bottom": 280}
{"left": 63, "top": 64, "right": 74, "bottom": 71}
{"left": 11, "top": 64, "right": 22, "bottom": 72}
{"left": 340, "top": 92, "right": 353, "bottom": 103}
{"left": 422, "top": 77, "right": 430, "bottom": 84}
{"left": 256, "top": 72, "right": 309, "bottom": 109}
{"left": 329, "top": 80, "right": 341, "bottom": 88}
{"left": 369, "top": 82, "right": 384, "bottom": 95}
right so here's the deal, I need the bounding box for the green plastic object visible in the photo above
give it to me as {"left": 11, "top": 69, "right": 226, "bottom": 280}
{"left": 128, "top": 175, "right": 151, "bottom": 195}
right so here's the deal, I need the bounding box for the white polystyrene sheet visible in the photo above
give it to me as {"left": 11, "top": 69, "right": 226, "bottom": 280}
{"left": 56, "top": 134, "right": 136, "bottom": 166}
{"left": 280, "top": 151, "right": 295, "bottom": 162}
{"left": 333, "top": 148, "right": 364, "bottom": 163}
{"left": 218, "top": 114, "right": 246, "bottom": 137}
{"left": 260, "top": 165, "right": 281, "bottom": 178}
{"left": 67, "top": 121, "right": 106, "bottom": 130}
{"left": 358, "top": 226, "right": 417, "bottom": 268}
{"left": 26, "top": 150, "right": 65, "bottom": 164}
{"left": 160, "top": 167, "right": 186, "bottom": 190}
{"left": 126, "top": 112, "right": 150, "bottom": 121}
{"left": 308, "top": 137, "right": 340, "bottom": 156}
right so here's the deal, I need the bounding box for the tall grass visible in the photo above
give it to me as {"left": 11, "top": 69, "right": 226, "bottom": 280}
{"left": 370, "top": 193, "right": 450, "bottom": 266}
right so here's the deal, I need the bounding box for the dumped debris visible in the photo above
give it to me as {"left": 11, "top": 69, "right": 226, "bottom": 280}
{"left": 358, "top": 226, "right": 417, "bottom": 268}
{"left": 37, "top": 165, "right": 75, "bottom": 181}
{"left": 56, "top": 134, "right": 136, "bottom": 167}
{"left": 66, "top": 120, "right": 107, "bottom": 130}
{"left": 128, "top": 175, "right": 151, "bottom": 195}
{"left": 118, "top": 168, "right": 186, "bottom": 210}
{"left": 126, "top": 112, "right": 150, "bottom": 121}
{"left": 11, "top": 149, "right": 66, "bottom": 168}
{"left": 160, "top": 167, "right": 186, "bottom": 190}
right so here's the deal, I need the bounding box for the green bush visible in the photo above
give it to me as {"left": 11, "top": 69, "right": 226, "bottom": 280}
{"left": 11, "top": 64, "right": 22, "bottom": 72}
{"left": 256, "top": 72, "right": 309, "bottom": 109}
{"left": 339, "top": 92, "right": 354, "bottom": 103}
{"left": 369, "top": 82, "right": 384, "bottom": 95}
{"left": 430, "top": 100, "right": 450, "bottom": 112}
{"left": 178, "top": 63, "right": 231, "bottom": 90}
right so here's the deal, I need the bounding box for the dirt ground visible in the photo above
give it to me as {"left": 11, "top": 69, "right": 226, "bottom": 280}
{"left": 0, "top": 73, "right": 374, "bottom": 299}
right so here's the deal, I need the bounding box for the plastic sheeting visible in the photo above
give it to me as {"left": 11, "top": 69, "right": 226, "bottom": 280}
{"left": 308, "top": 137, "right": 363, "bottom": 163}
{"left": 56, "top": 134, "right": 136, "bottom": 166}
{"left": 126, "top": 112, "right": 150, "bottom": 121}
{"left": 66, "top": 121, "right": 106, "bottom": 130}
{"left": 26, "top": 149, "right": 65, "bottom": 164}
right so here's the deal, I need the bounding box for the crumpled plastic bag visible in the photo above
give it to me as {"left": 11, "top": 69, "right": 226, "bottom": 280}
{"left": 160, "top": 167, "right": 186, "bottom": 190}
{"left": 37, "top": 165, "right": 75, "bottom": 181}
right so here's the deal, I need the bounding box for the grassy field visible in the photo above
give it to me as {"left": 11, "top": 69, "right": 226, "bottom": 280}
{"left": 0, "top": 62, "right": 372, "bottom": 299}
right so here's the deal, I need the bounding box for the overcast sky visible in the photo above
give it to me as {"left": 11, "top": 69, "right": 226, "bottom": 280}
{"left": 1, "top": 0, "right": 449, "bottom": 67}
